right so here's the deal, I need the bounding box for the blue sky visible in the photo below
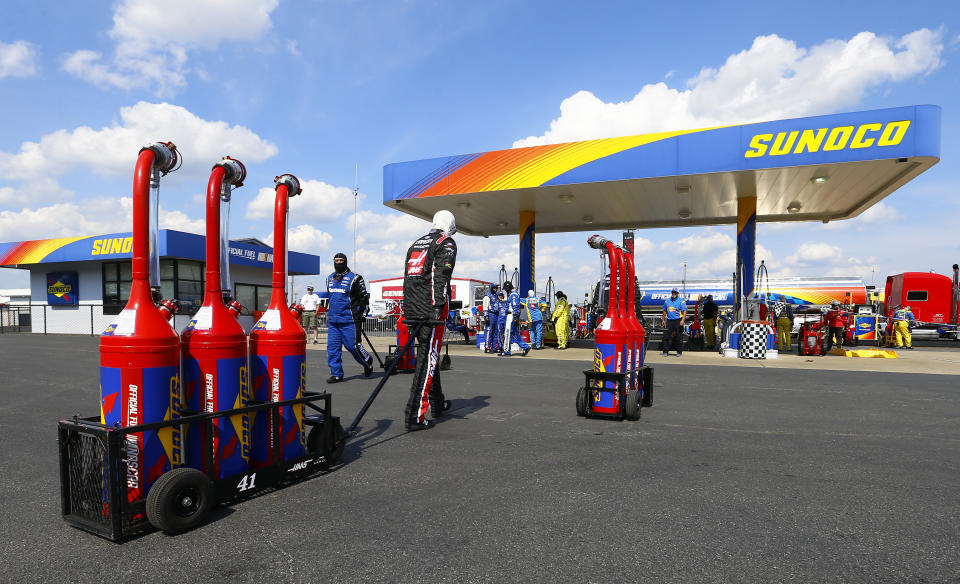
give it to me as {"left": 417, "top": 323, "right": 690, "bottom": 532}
{"left": 1, "top": 0, "right": 958, "bottom": 301}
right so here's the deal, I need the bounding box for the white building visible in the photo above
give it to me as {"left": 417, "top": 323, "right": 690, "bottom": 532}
{"left": 0, "top": 230, "right": 320, "bottom": 334}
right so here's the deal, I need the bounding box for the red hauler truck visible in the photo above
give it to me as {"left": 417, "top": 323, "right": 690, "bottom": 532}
{"left": 882, "top": 264, "right": 960, "bottom": 339}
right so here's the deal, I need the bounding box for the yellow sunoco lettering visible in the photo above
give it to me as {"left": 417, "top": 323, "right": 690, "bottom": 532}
{"left": 769, "top": 131, "right": 799, "bottom": 156}
{"left": 793, "top": 128, "right": 827, "bottom": 153}
{"left": 850, "top": 123, "right": 882, "bottom": 149}
{"left": 824, "top": 126, "right": 854, "bottom": 151}
{"left": 91, "top": 240, "right": 102, "bottom": 255}
{"left": 745, "top": 120, "right": 912, "bottom": 157}
{"left": 744, "top": 134, "right": 772, "bottom": 158}
{"left": 121, "top": 237, "right": 133, "bottom": 253}
{"left": 878, "top": 120, "right": 910, "bottom": 146}
{"left": 109, "top": 238, "right": 122, "bottom": 254}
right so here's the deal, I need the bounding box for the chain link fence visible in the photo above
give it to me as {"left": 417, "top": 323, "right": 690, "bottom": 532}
{"left": 306, "top": 314, "right": 472, "bottom": 344}
{"left": 0, "top": 304, "right": 474, "bottom": 345}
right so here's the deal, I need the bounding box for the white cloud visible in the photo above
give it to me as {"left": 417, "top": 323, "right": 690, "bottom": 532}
{"left": 857, "top": 202, "right": 903, "bottom": 224}
{"left": 665, "top": 229, "right": 733, "bottom": 257}
{"left": 0, "top": 102, "right": 277, "bottom": 186}
{"left": 62, "top": 0, "right": 279, "bottom": 94}
{"left": 159, "top": 208, "right": 204, "bottom": 234}
{"left": 785, "top": 242, "right": 843, "bottom": 266}
{"left": 0, "top": 41, "right": 38, "bottom": 78}
{"left": 247, "top": 181, "right": 361, "bottom": 223}
{"left": 823, "top": 201, "right": 904, "bottom": 231}
{"left": 279, "top": 224, "right": 334, "bottom": 255}
{"left": 514, "top": 29, "right": 942, "bottom": 147}
{"left": 0, "top": 196, "right": 202, "bottom": 241}
{"left": 0, "top": 177, "right": 73, "bottom": 208}
{"left": 62, "top": 50, "right": 145, "bottom": 91}
{"left": 349, "top": 209, "right": 431, "bottom": 244}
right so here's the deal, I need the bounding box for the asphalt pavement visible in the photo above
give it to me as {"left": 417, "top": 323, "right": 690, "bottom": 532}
{"left": 1, "top": 333, "right": 958, "bottom": 583}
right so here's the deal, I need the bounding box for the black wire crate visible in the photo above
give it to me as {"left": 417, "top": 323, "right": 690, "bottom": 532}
{"left": 58, "top": 391, "right": 343, "bottom": 541}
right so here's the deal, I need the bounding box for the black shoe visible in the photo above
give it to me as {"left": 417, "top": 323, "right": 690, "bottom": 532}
{"left": 405, "top": 420, "right": 434, "bottom": 432}
{"left": 523, "top": 346, "right": 531, "bottom": 356}
{"left": 661, "top": 352, "right": 669, "bottom": 357}
{"left": 313, "top": 340, "right": 319, "bottom": 345}
{"left": 502, "top": 352, "right": 511, "bottom": 357}
{"left": 558, "top": 346, "right": 566, "bottom": 350}
{"left": 431, "top": 400, "right": 452, "bottom": 417}
{"left": 363, "top": 359, "right": 374, "bottom": 378}
{"left": 676, "top": 353, "right": 683, "bottom": 357}
{"left": 906, "top": 346, "right": 914, "bottom": 350}
{"left": 326, "top": 375, "right": 343, "bottom": 383}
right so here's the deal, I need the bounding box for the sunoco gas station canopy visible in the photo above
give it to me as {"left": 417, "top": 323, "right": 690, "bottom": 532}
{"left": 383, "top": 105, "right": 940, "bottom": 236}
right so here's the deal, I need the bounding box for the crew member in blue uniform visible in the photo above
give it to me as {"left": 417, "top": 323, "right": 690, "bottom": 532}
{"left": 525, "top": 289, "right": 544, "bottom": 349}
{"left": 483, "top": 284, "right": 497, "bottom": 352}
{"left": 661, "top": 289, "right": 687, "bottom": 357}
{"left": 319, "top": 252, "right": 373, "bottom": 383}
{"left": 495, "top": 290, "right": 508, "bottom": 354}
{"left": 501, "top": 282, "right": 531, "bottom": 356}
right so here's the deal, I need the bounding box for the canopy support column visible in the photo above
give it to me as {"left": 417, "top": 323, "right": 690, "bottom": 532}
{"left": 519, "top": 210, "right": 535, "bottom": 296}
{"left": 736, "top": 194, "right": 757, "bottom": 319}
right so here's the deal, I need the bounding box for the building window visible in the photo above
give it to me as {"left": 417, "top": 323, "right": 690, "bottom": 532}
{"left": 905, "top": 290, "right": 928, "bottom": 302}
{"left": 102, "top": 259, "right": 205, "bottom": 315}
{"left": 235, "top": 283, "right": 272, "bottom": 316}
{"left": 175, "top": 260, "right": 204, "bottom": 314}
{"left": 102, "top": 262, "right": 132, "bottom": 315}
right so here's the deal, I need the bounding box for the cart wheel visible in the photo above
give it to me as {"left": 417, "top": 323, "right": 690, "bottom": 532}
{"left": 440, "top": 354, "right": 452, "bottom": 370}
{"left": 308, "top": 420, "right": 346, "bottom": 469}
{"left": 146, "top": 468, "right": 214, "bottom": 535}
{"left": 575, "top": 387, "right": 587, "bottom": 416}
{"left": 383, "top": 354, "right": 396, "bottom": 375}
{"left": 624, "top": 390, "right": 641, "bottom": 421}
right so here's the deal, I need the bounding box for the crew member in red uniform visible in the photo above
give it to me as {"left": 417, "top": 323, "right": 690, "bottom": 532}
{"left": 402, "top": 210, "right": 458, "bottom": 431}
{"left": 824, "top": 300, "right": 847, "bottom": 351}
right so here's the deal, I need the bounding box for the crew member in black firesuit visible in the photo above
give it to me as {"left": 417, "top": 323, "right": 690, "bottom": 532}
{"left": 701, "top": 294, "right": 719, "bottom": 349}
{"left": 402, "top": 210, "right": 458, "bottom": 431}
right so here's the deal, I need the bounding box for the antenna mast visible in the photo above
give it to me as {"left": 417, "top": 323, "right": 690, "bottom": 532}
{"left": 353, "top": 163, "right": 358, "bottom": 271}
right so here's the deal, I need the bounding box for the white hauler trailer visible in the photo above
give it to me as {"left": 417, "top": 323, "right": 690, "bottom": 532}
{"left": 367, "top": 276, "right": 490, "bottom": 318}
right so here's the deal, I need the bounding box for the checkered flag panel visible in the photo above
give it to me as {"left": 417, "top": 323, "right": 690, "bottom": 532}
{"left": 770, "top": 301, "right": 787, "bottom": 320}
{"left": 738, "top": 321, "right": 768, "bottom": 359}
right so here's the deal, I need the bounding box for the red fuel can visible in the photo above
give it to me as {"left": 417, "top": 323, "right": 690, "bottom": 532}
{"left": 621, "top": 250, "right": 645, "bottom": 391}
{"left": 100, "top": 142, "right": 182, "bottom": 503}
{"left": 181, "top": 158, "right": 250, "bottom": 480}
{"left": 588, "top": 236, "right": 630, "bottom": 415}
{"left": 250, "top": 174, "right": 307, "bottom": 466}
{"left": 395, "top": 312, "right": 416, "bottom": 371}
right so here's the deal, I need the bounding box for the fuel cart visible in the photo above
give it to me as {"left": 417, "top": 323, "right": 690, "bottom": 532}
{"left": 58, "top": 391, "right": 345, "bottom": 541}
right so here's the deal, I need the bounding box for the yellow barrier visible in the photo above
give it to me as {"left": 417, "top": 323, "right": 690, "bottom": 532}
{"left": 827, "top": 348, "right": 899, "bottom": 359}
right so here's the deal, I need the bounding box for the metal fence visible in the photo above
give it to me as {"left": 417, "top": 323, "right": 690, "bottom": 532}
{"left": 307, "top": 314, "right": 471, "bottom": 344}
{"left": 0, "top": 304, "right": 472, "bottom": 344}
{"left": 0, "top": 305, "right": 33, "bottom": 333}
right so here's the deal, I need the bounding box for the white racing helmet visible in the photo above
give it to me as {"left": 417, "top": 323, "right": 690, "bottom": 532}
{"left": 433, "top": 210, "right": 456, "bottom": 236}
{"left": 529, "top": 289, "right": 535, "bottom": 296}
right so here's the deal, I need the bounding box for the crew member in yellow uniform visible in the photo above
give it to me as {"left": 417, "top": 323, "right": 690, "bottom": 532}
{"left": 551, "top": 291, "right": 571, "bottom": 349}
{"left": 774, "top": 295, "right": 794, "bottom": 351}
{"left": 893, "top": 305, "right": 915, "bottom": 350}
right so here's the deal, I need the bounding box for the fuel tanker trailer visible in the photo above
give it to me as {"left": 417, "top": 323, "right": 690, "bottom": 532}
{"left": 249, "top": 174, "right": 309, "bottom": 466}
{"left": 99, "top": 142, "right": 182, "bottom": 504}
{"left": 181, "top": 157, "right": 250, "bottom": 479}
